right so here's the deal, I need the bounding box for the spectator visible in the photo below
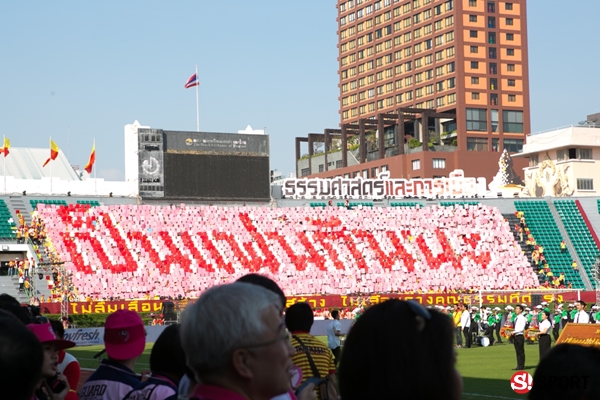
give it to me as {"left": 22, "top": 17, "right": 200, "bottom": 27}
{"left": 124, "top": 324, "right": 185, "bottom": 400}
{"left": 0, "top": 312, "right": 44, "bottom": 400}
{"left": 0, "top": 293, "right": 33, "bottom": 324}
{"left": 27, "top": 322, "right": 74, "bottom": 400}
{"left": 327, "top": 310, "right": 344, "bottom": 366}
{"left": 180, "top": 283, "right": 295, "bottom": 400}
{"left": 528, "top": 344, "right": 600, "bottom": 400}
{"left": 338, "top": 300, "right": 462, "bottom": 400}
{"left": 50, "top": 320, "right": 80, "bottom": 400}
{"left": 560, "top": 240, "right": 566, "bottom": 253}
{"left": 452, "top": 304, "right": 462, "bottom": 348}
{"left": 572, "top": 261, "right": 578, "bottom": 270}
{"left": 80, "top": 310, "right": 146, "bottom": 400}
{"left": 286, "top": 302, "right": 337, "bottom": 400}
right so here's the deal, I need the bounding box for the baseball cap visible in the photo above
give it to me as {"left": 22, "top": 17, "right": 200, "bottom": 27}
{"left": 27, "top": 323, "right": 76, "bottom": 350}
{"left": 104, "top": 310, "right": 145, "bottom": 360}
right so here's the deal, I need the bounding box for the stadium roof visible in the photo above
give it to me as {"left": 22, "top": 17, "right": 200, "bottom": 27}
{"left": 4, "top": 148, "right": 81, "bottom": 181}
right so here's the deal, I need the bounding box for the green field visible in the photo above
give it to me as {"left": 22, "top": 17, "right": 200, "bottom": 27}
{"left": 71, "top": 338, "right": 541, "bottom": 399}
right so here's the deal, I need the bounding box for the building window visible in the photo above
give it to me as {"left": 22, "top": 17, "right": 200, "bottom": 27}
{"left": 490, "top": 93, "right": 498, "bottom": 105}
{"left": 336, "top": 160, "right": 343, "bottom": 168}
{"left": 491, "top": 109, "right": 499, "bottom": 132}
{"left": 371, "top": 167, "right": 378, "bottom": 177}
{"left": 433, "top": 158, "right": 446, "bottom": 169}
{"left": 471, "top": 77, "right": 479, "bottom": 85}
{"left": 319, "top": 164, "right": 324, "bottom": 172}
{"left": 447, "top": 77, "right": 455, "bottom": 88}
{"left": 508, "top": 79, "right": 516, "bottom": 87}
{"left": 506, "top": 18, "right": 513, "bottom": 25}
{"left": 362, "top": 170, "right": 368, "bottom": 178}
{"left": 507, "top": 48, "right": 515, "bottom": 56}
{"left": 471, "top": 61, "right": 479, "bottom": 69}
{"left": 472, "top": 92, "right": 480, "bottom": 100}
{"left": 469, "top": 0, "right": 477, "bottom": 6}
{"left": 556, "top": 150, "right": 566, "bottom": 161}
{"left": 469, "top": 30, "right": 478, "bottom": 38}
{"left": 469, "top": 15, "right": 477, "bottom": 22}
{"left": 470, "top": 45, "right": 478, "bottom": 53}
{"left": 467, "top": 137, "right": 488, "bottom": 151}
{"left": 301, "top": 168, "right": 310, "bottom": 177}
{"left": 492, "top": 137, "right": 500, "bottom": 152}
{"left": 412, "top": 159, "right": 421, "bottom": 170}
{"left": 488, "top": 16, "right": 495, "bottom": 28}
{"left": 577, "top": 179, "right": 594, "bottom": 191}
{"left": 504, "top": 139, "right": 523, "bottom": 153}
{"left": 505, "top": 3, "right": 513, "bottom": 10}
{"left": 488, "top": 32, "right": 496, "bottom": 44}
{"left": 466, "top": 108, "right": 487, "bottom": 131}
{"left": 382, "top": 165, "right": 389, "bottom": 172}
{"left": 579, "top": 148, "right": 593, "bottom": 160}
{"left": 502, "top": 110, "right": 523, "bottom": 133}
{"left": 489, "top": 47, "right": 497, "bottom": 59}
{"left": 530, "top": 154, "right": 538, "bottom": 167}
{"left": 487, "top": 2, "right": 495, "bottom": 12}
{"left": 506, "top": 33, "right": 514, "bottom": 41}
{"left": 507, "top": 63, "right": 515, "bottom": 71}
{"left": 508, "top": 94, "right": 516, "bottom": 102}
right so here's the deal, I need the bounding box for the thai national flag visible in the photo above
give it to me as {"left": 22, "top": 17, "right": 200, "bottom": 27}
{"left": 184, "top": 73, "right": 199, "bottom": 89}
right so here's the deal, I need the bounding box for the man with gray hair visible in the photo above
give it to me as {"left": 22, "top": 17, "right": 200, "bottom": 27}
{"left": 181, "top": 282, "right": 296, "bottom": 400}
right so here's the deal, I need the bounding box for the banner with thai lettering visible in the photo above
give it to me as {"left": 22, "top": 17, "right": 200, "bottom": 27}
{"left": 282, "top": 169, "right": 487, "bottom": 199}
{"left": 40, "top": 291, "right": 590, "bottom": 314}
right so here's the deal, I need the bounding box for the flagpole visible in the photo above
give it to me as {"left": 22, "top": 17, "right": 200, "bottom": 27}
{"left": 49, "top": 136, "right": 53, "bottom": 195}
{"left": 94, "top": 138, "right": 97, "bottom": 195}
{"left": 195, "top": 65, "right": 199, "bottom": 132}
{"left": 3, "top": 135, "right": 6, "bottom": 195}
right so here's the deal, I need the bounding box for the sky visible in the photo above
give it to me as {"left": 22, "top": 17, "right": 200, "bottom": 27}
{"left": 0, "top": 1, "right": 598, "bottom": 180}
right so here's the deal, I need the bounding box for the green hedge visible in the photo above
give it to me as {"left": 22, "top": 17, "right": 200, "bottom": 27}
{"left": 44, "top": 313, "right": 155, "bottom": 328}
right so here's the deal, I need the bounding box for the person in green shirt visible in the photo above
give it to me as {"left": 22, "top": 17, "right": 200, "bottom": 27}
{"left": 592, "top": 305, "right": 600, "bottom": 324}
{"left": 493, "top": 308, "right": 503, "bottom": 344}
{"left": 553, "top": 310, "right": 561, "bottom": 340}
{"left": 486, "top": 310, "right": 497, "bottom": 345}
{"left": 569, "top": 304, "right": 577, "bottom": 322}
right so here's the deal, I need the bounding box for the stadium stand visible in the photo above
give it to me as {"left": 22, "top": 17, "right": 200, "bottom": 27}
{"left": 36, "top": 203, "right": 539, "bottom": 300}
{"left": 390, "top": 202, "right": 422, "bottom": 208}
{"left": 0, "top": 199, "right": 16, "bottom": 238}
{"left": 514, "top": 201, "right": 584, "bottom": 288}
{"left": 554, "top": 200, "right": 600, "bottom": 287}
{"left": 77, "top": 200, "right": 101, "bottom": 207}
{"left": 30, "top": 199, "right": 68, "bottom": 209}
{"left": 440, "top": 201, "right": 480, "bottom": 207}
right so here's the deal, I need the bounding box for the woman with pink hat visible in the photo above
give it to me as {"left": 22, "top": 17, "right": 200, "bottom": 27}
{"left": 27, "top": 322, "right": 76, "bottom": 400}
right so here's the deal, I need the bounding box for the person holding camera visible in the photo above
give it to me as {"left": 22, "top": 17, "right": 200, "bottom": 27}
{"left": 27, "top": 322, "right": 75, "bottom": 400}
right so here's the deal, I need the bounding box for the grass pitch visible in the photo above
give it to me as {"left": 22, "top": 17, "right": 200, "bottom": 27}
{"left": 70, "top": 338, "right": 541, "bottom": 399}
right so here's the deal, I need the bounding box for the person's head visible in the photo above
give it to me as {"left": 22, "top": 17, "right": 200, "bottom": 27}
{"left": 0, "top": 312, "right": 44, "bottom": 400}
{"left": 529, "top": 344, "right": 600, "bottom": 400}
{"left": 27, "top": 322, "right": 75, "bottom": 379}
{"left": 576, "top": 300, "right": 586, "bottom": 311}
{"left": 515, "top": 305, "right": 523, "bottom": 314}
{"left": 541, "top": 311, "right": 550, "bottom": 320}
{"left": 181, "top": 282, "right": 294, "bottom": 399}
{"left": 339, "top": 300, "right": 461, "bottom": 400}
{"left": 0, "top": 294, "right": 32, "bottom": 324}
{"left": 50, "top": 319, "right": 65, "bottom": 340}
{"left": 285, "top": 302, "right": 314, "bottom": 332}
{"left": 104, "top": 310, "right": 146, "bottom": 362}
{"left": 453, "top": 304, "right": 459, "bottom": 311}
{"left": 331, "top": 310, "right": 340, "bottom": 320}
{"left": 150, "top": 324, "right": 186, "bottom": 383}
{"left": 236, "top": 274, "right": 287, "bottom": 309}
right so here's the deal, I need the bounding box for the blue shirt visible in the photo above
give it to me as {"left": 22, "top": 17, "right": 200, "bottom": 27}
{"left": 327, "top": 319, "right": 342, "bottom": 349}
{"left": 80, "top": 359, "right": 141, "bottom": 400}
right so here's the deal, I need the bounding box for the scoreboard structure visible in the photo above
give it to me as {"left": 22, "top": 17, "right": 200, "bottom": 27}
{"left": 137, "top": 129, "right": 270, "bottom": 202}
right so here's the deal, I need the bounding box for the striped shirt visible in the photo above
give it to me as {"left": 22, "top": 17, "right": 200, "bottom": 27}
{"left": 291, "top": 332, "right": 336, "bottom": 397}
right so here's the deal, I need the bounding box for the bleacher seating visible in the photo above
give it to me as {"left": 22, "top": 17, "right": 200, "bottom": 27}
{"left": 77, "top": 200, "right": 101, "bottom": 207}
{"left": 514, "top": 201, "right": 584, "bottom": 288}
{"left": 37, "top": 203, "right": 538, "bottom": 300}
{"left": 440, "top": 201, "right": 480, "bottom": 207}
{"left": 336, "top": 202, "right": 373, "bottom": 208}
{"left": 597, "top": 199, "right": 600, "bottom": 214}
{"left": 390, "top": 202, "right": 422, "bottom": 208}
{"left": 30, "top": 199, "right": 68, "bottom": 210}
{"left": 0, "top": 199, "right": 16, "bottom": 238}
{"left": 554, "top": 200, "right": 599, "bottom": 287}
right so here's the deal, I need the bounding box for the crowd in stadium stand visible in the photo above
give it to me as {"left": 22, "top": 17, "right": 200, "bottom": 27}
{"left": 513, "top": 211, "right": 574, "bottom": 289}
{"left": 33, "top": 203, "right": 545, "bottom": 302}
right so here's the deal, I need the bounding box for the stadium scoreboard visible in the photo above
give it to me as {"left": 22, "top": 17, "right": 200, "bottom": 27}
{"left": 138, "top": 129, "right": 270, "bottom": 201}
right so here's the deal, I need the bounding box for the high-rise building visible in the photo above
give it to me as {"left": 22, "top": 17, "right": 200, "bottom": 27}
{"left": 296, "top": 0, "right": 530, "bottom": 182}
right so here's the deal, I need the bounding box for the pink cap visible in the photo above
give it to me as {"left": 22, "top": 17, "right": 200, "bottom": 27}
{"left": 104, "top": 310, "right": 145, "bottom": 360}
{"left": 27, "top": 323, "right": 76, "bottom": 350}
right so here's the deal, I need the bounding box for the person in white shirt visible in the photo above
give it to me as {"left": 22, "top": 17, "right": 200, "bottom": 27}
{"left": 460, "top": 303, "right": 472, "bottom": 348}
{"left": 536, "top": 310, "right": 552, "bottom": 360}
{"left": 327, "top": 310, "right": 345, "bottom": 366}
{"left": 573, "top": 300, "right": 590, "bottom": 324}
{"left": 510, "top": 305, "right": 527, "bottom": 370}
